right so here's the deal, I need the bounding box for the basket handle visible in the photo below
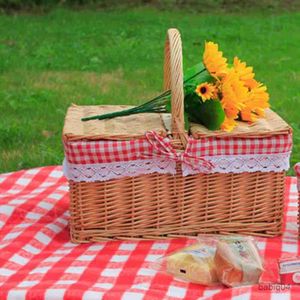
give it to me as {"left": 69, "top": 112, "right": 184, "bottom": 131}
{"left": 164, "top": 28, "right": 188, "bottom": 149}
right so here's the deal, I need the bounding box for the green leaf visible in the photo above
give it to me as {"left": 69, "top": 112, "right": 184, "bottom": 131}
{"left": 165, "top": 100, "right": 171, "bottom": 113}
{"left": 184, "top": 63, "right": 214, "bottom": 84}
{"left": 184, "top": 84, "right": 197, "bottom": 96}
{"left": 188, "top": 70, "right": 214, "bottom": 86}
{"left": 184, "top": 112, "right": 190, "bottom": 131}
{"left": 184, "top": 62, "right": 205, "bottom": 81}
{"left": 184, "top": 93, "right": 225, "bottom": 131}
{"left": 198, "top": 100, "right": 225, "bottom": 130}
{"left": 183, "top": 63, "right": 215, "bottom": 97}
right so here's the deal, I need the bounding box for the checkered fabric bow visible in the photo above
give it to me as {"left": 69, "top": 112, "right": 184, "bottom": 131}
{"left": 144, "top": 131, "right": 214, "bottom": 172}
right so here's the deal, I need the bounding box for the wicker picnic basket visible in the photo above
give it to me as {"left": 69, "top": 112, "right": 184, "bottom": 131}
{"left": 63, "top": 28, "right": 292, "bottom": 243}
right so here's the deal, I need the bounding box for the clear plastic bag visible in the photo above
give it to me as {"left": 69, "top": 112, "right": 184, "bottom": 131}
{"left": 153, "top": 235, "right": 266, "bottom": 287}
{"left": 212, "top": 235, "right": 264, "bottom": 287}
{"left": 152, "top": 238, "right": 220, "bottom": 286}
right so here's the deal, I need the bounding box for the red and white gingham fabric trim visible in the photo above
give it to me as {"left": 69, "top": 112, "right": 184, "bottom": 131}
{"left": 64, "top": 134, "right": 292, "bottom": 165}
{"left": 1, "top": 166, "right": 300, "bottom": 300}
{"left": 64, "top": 138, "right": 152, "bottom": 164}
{"left": 186, "top": 134, "right": 292, "bottom": 157}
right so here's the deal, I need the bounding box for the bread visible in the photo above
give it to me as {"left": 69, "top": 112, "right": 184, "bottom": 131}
{"left": 214, "top": 237, "right": 263, "bottom": 287}
{"left": 166, "top": 243, "right": 218, "bottom": 285}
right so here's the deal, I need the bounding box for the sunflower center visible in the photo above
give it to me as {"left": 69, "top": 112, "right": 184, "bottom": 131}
{"left": 200, "top": 86, "right": 207, "bottom": 94}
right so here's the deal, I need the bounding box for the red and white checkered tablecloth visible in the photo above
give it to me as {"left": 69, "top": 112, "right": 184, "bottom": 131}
{"left": 0, "top": 166, "right": 300, "bottom": 300}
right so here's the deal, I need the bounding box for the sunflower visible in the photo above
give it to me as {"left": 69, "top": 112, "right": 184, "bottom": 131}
{"left": 220, "top": 70, "right": 247, "bottom": 120}
{"left": 195, "top": 82, "right": 216, "bottom": 101}
{"left": 203, "top": 41, "right": 228, "bottom": 78}
{"left": 233, "top": 57, "right": 259, "bottom": 89}
{"left": 240, "top": 83, "right": 270, "bottom": 122}
{"left": 221, "top": 117, "right": 237, "bottom": 132}
{"left": 240, "top": 108, "right": 259, "bottom": 122}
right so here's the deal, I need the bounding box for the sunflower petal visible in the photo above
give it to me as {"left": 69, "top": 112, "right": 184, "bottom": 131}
{"left": 203, "top": 42, "right": 228, "bottom": 78}
{"left": 221, "top": 117, "right": 237, "bottom": 132}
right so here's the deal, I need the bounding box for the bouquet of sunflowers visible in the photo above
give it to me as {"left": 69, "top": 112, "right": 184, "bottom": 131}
{"left": 82, "top": 41, "right": 269, "bottom": 132}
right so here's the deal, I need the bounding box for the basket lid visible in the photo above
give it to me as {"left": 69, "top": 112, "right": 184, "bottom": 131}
{"left": 63, "top": 104, "right": 168, "bottom": 141}
{"left": 190, "top": 109, "right": 292, "bottom": 139}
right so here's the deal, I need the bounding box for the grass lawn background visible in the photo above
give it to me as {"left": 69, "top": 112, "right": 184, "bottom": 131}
{"left": 0, "top": 8, "right": 299, "bottom": 174}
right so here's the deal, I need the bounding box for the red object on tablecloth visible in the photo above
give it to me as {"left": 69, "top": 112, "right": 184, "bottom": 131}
{"left": 0, "top": 166, "right": 300, "bottom": 300}
{"left": 279, "top": 256, "right": 300, "bottom": 285}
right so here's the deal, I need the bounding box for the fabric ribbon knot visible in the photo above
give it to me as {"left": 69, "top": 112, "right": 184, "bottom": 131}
{"left": 144, "top": 131, "right": 214, "bottom": 172}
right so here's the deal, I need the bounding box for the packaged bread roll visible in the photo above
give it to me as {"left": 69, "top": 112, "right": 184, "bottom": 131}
{"left": 165, "top": 242, "right": 218, "bottom": 285}
{"left": 214, "top": 236, "right": 263, "bottom": 287}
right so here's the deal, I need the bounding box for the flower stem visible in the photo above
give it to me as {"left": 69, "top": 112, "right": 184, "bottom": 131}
{"left": 81, "top": 68, "right": 206, "bottom": 121}
{"left": 81, "top": 90, "right": 170, "bottom": 121}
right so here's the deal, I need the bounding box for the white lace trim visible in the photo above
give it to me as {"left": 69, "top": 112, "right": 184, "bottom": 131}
{"left": 63, "top": 158, "right": 176, "bottom": 182}
{"left": 183, "top": 152, "right": 291, "bottom": 175}
{"left": 64, "top": 152, "right": 291, "bottom": 182}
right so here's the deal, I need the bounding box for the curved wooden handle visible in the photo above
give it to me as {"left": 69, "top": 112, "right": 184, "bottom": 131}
{"left": 164, "top": 28, "right": 187, "bottom": 149}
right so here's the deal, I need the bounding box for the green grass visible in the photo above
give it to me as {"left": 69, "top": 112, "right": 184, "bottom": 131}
{"left": 0, "top": 8, "right": 299, "bottom": 174}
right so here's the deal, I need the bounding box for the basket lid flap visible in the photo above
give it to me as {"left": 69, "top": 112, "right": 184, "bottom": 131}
{"left": 190, "top": 109, "right": 292, "bottom": 138}
{"left": 63, "top": 104, "right": 168, "bottom": 141}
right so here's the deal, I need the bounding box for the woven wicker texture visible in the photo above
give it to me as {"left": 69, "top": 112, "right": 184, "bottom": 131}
{"left": 64, "top": 28, "right": 290, "bottom": 242}
{"left": 191, "top": 109, "right": 291, "bottom": 139}
{"left": 63, "top": 104, "right": 167, "bottom": 141}
{"left": 69, "top": 170, "right": 285, "bottom": 242}
{"left": 163, "top": 28, "right": 187, "bottom": 148}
